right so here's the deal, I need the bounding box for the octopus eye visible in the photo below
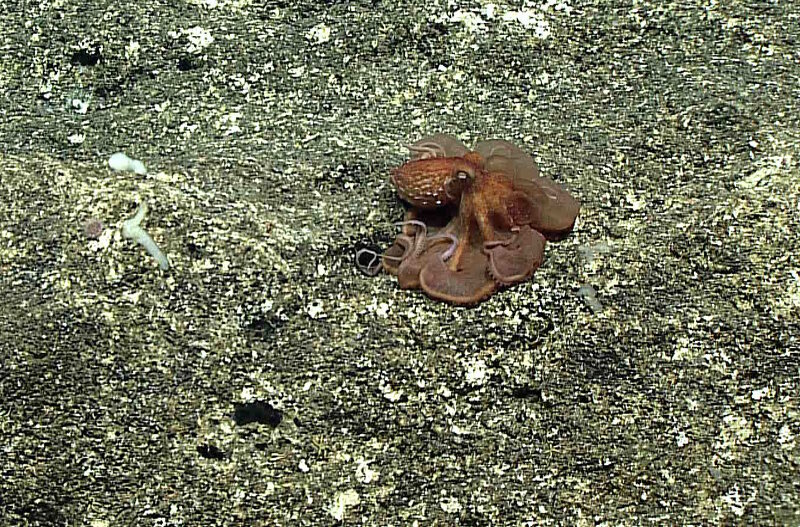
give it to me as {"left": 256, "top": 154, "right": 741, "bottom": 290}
{"left": 444, "top": 175, "right": 466, "bottom": 200}
{"left": 455, "top": 170, "right": 471, "bottom": 180}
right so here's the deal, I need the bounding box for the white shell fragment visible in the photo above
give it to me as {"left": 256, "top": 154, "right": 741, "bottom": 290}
{"left": 109, "top": 152, "right": 147, "bottom": 175}
{"left": 577, "top": 284, "right": 603, "bottom": 313}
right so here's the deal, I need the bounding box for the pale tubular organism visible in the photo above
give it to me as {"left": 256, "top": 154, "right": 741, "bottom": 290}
{"left": 121, "top": 201, "right": 170, "bottom": 270}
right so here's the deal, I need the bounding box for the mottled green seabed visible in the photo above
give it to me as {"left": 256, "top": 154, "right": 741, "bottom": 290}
{"left": 1, "top": 1, "right": 798, "bottom": 525}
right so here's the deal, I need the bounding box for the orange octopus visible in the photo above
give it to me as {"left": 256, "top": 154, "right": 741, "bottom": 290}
{"left": 358, "top": 133, "right": 580, "bottom": 305}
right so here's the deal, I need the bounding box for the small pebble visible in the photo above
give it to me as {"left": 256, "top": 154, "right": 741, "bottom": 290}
{"left": 82, "top": 217, "right": 104, "bottom": 239}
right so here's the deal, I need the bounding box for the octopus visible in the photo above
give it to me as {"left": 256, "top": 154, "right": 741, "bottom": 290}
{"left": 358, "top": 133, "right": 580, "bottom": 305}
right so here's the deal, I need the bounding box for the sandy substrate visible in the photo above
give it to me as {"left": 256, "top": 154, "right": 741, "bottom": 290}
{"left": 1, "top": 1, "right": 798, "bottom": 525}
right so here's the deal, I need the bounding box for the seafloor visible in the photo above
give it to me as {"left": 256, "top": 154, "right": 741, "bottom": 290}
{"left": 1, "top": 1, "right": 798, "bottom": 525}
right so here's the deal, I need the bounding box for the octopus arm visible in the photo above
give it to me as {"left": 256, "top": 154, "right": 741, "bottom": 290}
{"left": 408, "top": 133, "right": 469, "bottom": 160}
{"left": 419, "top": 243, "right": 496, "bottom": 305}
{"left": 509, "top": 180, "right": 580, "bottom": 240}
{"left": 484, "top": 225, "right": 546, "bottom": 284}
{"left": 473, "top": 139, "right": 541, "bottom": 180}
{"left": 471, "top": 140, "right": 580, "bottom": 238}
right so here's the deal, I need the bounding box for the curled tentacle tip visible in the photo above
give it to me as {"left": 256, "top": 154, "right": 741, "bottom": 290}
{"left": 355, "top": 248, "right": 383, "bottom": 276}
{"left": 393, "top": 219, "right": 428, "bottom": 234}
{"left": 484, "top": 227, "right": 520, "bottom": 250}
{"left": 408, "top": 142, "right": 444, "bottom": 159}
{"left": 428, "top": 232, "right": 459, "bottom": 261}
{"left": 484, "top": 239, "right": 510, "bottom": 249}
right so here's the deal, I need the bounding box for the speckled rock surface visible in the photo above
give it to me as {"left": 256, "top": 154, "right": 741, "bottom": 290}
{"left": 1, "top": 1, "right": 798, "bottom": 525}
